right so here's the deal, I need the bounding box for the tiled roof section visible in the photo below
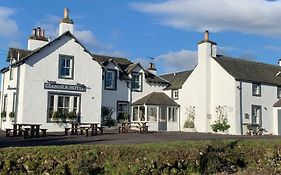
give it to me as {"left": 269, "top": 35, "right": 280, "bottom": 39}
{"left": 7, "top": 48, "right": 33, "bottom": 62}
{"left": 215, "top": 56, "right": 281, "bottom": 86}
{"left": 160, "top": 70, "right": 193, "bottom": 90}
{"left": 132, "top": 92, "right": 179, "bottom": 106}
{"left": 145, "top": 70, "right": 170, "bottom": 84}
{"left": 273, "top": 99, "right": 281, "bottom": 107}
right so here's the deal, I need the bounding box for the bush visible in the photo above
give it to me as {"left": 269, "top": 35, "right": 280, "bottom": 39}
{"left": 184, "top": 120, "right": 194, "bottom": 128}
{"left": 2, "top": 140, "right": 281, "bottom": 174}
{"left": 211, "top": 118, "right": 231, "bottom": 132}
{"left": 9, "top": 112, "right": 14, "bottom": 119}
{"left": 1, "top": 111, "right": 6, "bottom": 118}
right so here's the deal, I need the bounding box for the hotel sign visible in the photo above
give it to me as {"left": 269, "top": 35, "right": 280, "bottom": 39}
{"left": 44, "top": 82, "right": 86, "bottom": 92}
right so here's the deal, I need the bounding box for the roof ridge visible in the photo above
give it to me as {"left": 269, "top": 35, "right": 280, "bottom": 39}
{"left": 160, "top": 69, "right": 193, "bottom": 77}
{"left": 217, "top": 56, "right": 281, "bottom": 69}
{"left": 92, "top": 53, "right": 128, "bottom": 60}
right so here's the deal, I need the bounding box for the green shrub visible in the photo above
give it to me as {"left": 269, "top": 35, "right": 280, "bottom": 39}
{"left": 184, "top": 120, "right": 194, "bottom": 128}
{"left": 211, "top": 118, "right": 231, "bottom": 132}
{"left": 8, "top": 112, "right": 14, "bottom": 119}
{"left": 1, "top": 111, "right": 6, "bottom": 118}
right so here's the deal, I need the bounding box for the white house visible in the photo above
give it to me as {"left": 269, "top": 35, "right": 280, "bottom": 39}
{"left": 161, "top": 31, "right": 281, "bottom": 135}
{"left": 0, "top": 9, "right": 103, "bottom": 131}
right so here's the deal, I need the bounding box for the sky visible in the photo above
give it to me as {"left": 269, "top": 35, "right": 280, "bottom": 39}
{"left": 1, "top": 0, "right": 281, "bottom": 74}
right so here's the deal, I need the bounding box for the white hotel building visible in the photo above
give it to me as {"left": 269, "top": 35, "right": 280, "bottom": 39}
{"left": 1, "top": 9, "right": 281, "bottom": 135}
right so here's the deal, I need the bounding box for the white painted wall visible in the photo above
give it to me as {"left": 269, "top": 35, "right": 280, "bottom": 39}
{"left": 131, "top": 66, "right": 166, "bottom": 103}
{"left": 59, "top": 23, "right": 73, "bottom": 36}
{"left": 102, "top": 62, "right": 130, "bottom": 120}
{"left": 28, "top": 39, "right": 49, "bottom": 50}
{"left": 1, "top": 35, "right": 103, "bottom": 132}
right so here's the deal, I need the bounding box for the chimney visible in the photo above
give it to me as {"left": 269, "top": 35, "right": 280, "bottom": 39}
{"left": 59, "top": 8, "right": 74, "bottom": 36}
{"left": 27, "top": 27, "right": 49, "bottom": 50}
{"left": 279, "top": 59, "right": 281, "bottom": 66}
{"left": 197, "top": 30, "right": 217, "bottom": 65}
{"left": 147, "top": 62, "right": 157, "bottom": 75}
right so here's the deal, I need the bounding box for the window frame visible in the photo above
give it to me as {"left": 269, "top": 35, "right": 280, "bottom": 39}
{"left": 171, "top": 89, "right": 179, "bottom": 100}
{"left": 251, "top": 105, "right": 262, "bottom": 126}
{"left": 131, "top": 72, "right": 143, "bottom": 92}
{"left": 252, "top": 83, "right": 261, "bottom": 97}
{"left": 47, "top": 92, "right": 81, "bottom": 123}
{"left": 58, "top": 54, "right": 74, "bottom": 79}
{"left": 278, "top": 86, "right": 281, "bottom": 98}
{"left": 116, "top": 101, "right": 129, "bottom": 121}
{"left": 104, "top": 69, "right": 117, "bottom": 90}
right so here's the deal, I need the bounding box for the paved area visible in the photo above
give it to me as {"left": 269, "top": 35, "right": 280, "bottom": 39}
{"left": 0, "top": 129, "right": 280, "bottom": 148}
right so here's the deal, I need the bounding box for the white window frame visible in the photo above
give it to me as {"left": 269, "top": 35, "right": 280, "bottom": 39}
{"left": 252, "top": 83, "right": 261, "bottom": 96}
{"left": 278, "top": 86, "right": 281, "bottom": 98}
{"left": 59, "top": 55, "right": 74, "bottom": 79}
{"left": 105, "top": 69, "right": 117, "bottom": 90}
{"left": 132, "top": 72, "right": 142, "bottom": 92}
{"left": 147, "top": 106, "right": 157, "bottom": 121}
{"left": 172, "top": 90, "right": 179, "bottom": 100}
{"left": 252, "top": 105, "right": 262, "bottom": 125}
{"left": 168, "top": 107, "right": 178, "bottom": 122}
{"left": 48, "top": 93, "right": 80, "bottom": 122}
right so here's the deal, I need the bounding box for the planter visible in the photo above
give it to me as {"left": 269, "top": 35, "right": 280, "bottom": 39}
{"left": 181, "top": 128, "right": 196, "bottom": 132}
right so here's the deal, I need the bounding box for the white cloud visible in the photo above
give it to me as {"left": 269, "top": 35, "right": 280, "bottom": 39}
{"left": 0, "top": 7, "right": 19, "bottom": 37}
{"left": 155, "top": 49, "right": 197, "bottom": 74}
{"left": 131, "top": 0, "right": 281, "bottom": 36}
{"left": 75, "top": 30, "right": 97, "bottom": 45}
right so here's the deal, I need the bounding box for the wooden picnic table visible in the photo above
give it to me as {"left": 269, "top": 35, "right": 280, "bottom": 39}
{"left": 120, "top": 121, "right": 148, "bottom": 133}
{"left": 70, "top": 122, "right": 100, "bottom": 136}
{"left": 12, "top": 123, "right": 42, "bottom": 138}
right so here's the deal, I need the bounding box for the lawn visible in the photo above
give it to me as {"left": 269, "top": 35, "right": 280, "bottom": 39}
{"left": 1, "top": 139, "right": 281, "bottom": 174}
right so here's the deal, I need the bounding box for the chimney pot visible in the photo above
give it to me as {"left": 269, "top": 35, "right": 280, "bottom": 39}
{"left": 204, "top": 30, "right": 209, "bottom": 41}
{"left": 41, "top": 29, "right": 45, "bottom": 37}
{"left": 64, "top": 8, "right": 69, "bottom": 19}
{"left": 37, "top": 27, "right": 41, "bottom": 37}
{"left": 278, "top": 59, "right": 281, "bottom": 66}
{"left": 32, "top": 28, "right": 36, "bottom": 36}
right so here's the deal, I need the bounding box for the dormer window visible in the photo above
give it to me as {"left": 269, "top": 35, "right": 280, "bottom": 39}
{"left": 9, "top": 67, "right": 13, "bottom": 80}
{"left": 172, "top": 89, "right": 179, "bottom": 100}
{"left": 252, "top": 83, "right": 261, "bottom": 96}
{"left": 132, "top": 72, "right": 142, "bottom": 92}
{"left": 105, "top": 69, "right": 117, "bottom": 90}
{"left": 59, "top": 55, "right": 73, "bottom": 79}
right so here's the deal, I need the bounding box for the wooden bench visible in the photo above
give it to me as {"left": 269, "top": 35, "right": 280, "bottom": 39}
{"left": 79, "top": 127, "right": 90, "bottom": 137}
{"left": 137, "top": 126, "right": 149, "bottom": 133}
{"left": 65, "top": 128, "right": 71, "bottom": 136}
{"left": 40, "top": 129, "right": 48, "bottom": 137}
{"left": 97, "top": 126, "right": 104, "bottom": 135}
{"left": 6, "top": 129, "right": 24, "bottom": 137}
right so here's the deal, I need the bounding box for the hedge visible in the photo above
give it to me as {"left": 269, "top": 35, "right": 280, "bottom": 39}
{"left": 1, "top": 139, "right": 281, "bottom": 174}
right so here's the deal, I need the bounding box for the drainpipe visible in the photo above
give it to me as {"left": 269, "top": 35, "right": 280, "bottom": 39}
{"left": 239, "top": 81, "right": 243, "bottom": 135}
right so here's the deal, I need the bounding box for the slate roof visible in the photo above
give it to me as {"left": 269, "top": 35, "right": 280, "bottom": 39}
{"left": 273, "top": 99, "right": 281, "bottom": 107}
{"left": 94, "top": 55, "right": 169, "bottom": 84}
{"left": 160, "top": 70, "right": 193, "bottom": 90}
{"left": 7, "top": 48, "right": 33, "bottom": 62}
{"left": 132, "top": 92, "right": 179, "bottom": 106}
{"left": 215, "top": 56, "right": 281, "bottom": 86}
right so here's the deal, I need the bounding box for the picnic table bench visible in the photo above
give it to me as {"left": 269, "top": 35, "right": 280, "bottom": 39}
{"left": 65, "top": 122, "right": 102, "bottom": 136}
{"left": 6, "top": 123, "right": 47, "bottom": 138}
{"left": 119, "top": 121, "right": 149, "bottom": 133}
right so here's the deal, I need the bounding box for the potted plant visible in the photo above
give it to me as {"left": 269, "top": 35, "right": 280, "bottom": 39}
{"left": 67, "top": 111, "right": 77, "bottom": 120}
{"left": 211, "top": 105, "right": 230, "bottom": 134}
{"left": 1, "top": 111, "right": 6, "bottom": 119}
{"left": 9, "top": 112, "right": 15, "bottom": 118}
{"left": 182, "top": 106, "right": 196, "bottom": 132}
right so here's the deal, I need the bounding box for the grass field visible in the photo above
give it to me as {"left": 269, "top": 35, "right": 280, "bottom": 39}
{"left": 1, "top": 139, "right": 281, "bottom": 174}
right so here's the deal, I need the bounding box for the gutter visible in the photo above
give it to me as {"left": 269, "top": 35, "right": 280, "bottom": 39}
{"left": 239, "top": 81, "right": 243, "bottom": 135}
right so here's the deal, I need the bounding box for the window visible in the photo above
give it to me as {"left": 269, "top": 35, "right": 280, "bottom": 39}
{"left": 159, "top": 107, "right": 167, "bottom": 122}
{"left": 172, "top": 90, "right": 179, "bottom": 99}
{"left": 168, "top": 107, "right": 178, "bottom": 122}
{"left": 48, "top": 93, "right": 80, "bottom": 122}
{"left": 9, "top": 67, "right": 13, "bottom": 80}
{"left": 59, "top": 55, "right": 73, "bottom": 79}
{"left": 278, "top": 86, "right": 281, "bottom": 98}
{"left": 117, "top": 101, "right": 129, "bottom": 121}
{"left": 105, "top": 70, "right": 117, "bottom": 90}
{"left": 2, "top": 95, "right": 7, "bottom": 119}
{"left": 147, "top": 106, "right": 157, "bottom": 121}
{"left": 132, "top": 106, "right": 145, "bottom": 121}
{"left": 132, "top": 72, "right": 142, "bottom": 92}
{"left": 132, "top": 106, "right": 138, "bottom": 121}
{"left": 252, "top": 83, "right": 261, "bottom": 96}
{"left": 252, "top": 105, "right": 262, "bottom": 125}
{"left": 12, "top": 93, "right": 16, "bottom": 113}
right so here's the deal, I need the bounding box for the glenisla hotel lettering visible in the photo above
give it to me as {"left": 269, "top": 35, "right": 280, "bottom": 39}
{"left": 44, "top": 82, "right": 86, "bottom": 92}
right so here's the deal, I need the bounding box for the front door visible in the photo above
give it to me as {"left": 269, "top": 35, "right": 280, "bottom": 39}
{"left": 158, "top": 107, "right": 167, "bottom": 131}
{"left": 278, "top": 110, "right": 281, "bottom": 135}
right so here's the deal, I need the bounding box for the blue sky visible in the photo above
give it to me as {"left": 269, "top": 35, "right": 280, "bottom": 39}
{"left": 1, "top": 0, "right": 281, "bottom": 74}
